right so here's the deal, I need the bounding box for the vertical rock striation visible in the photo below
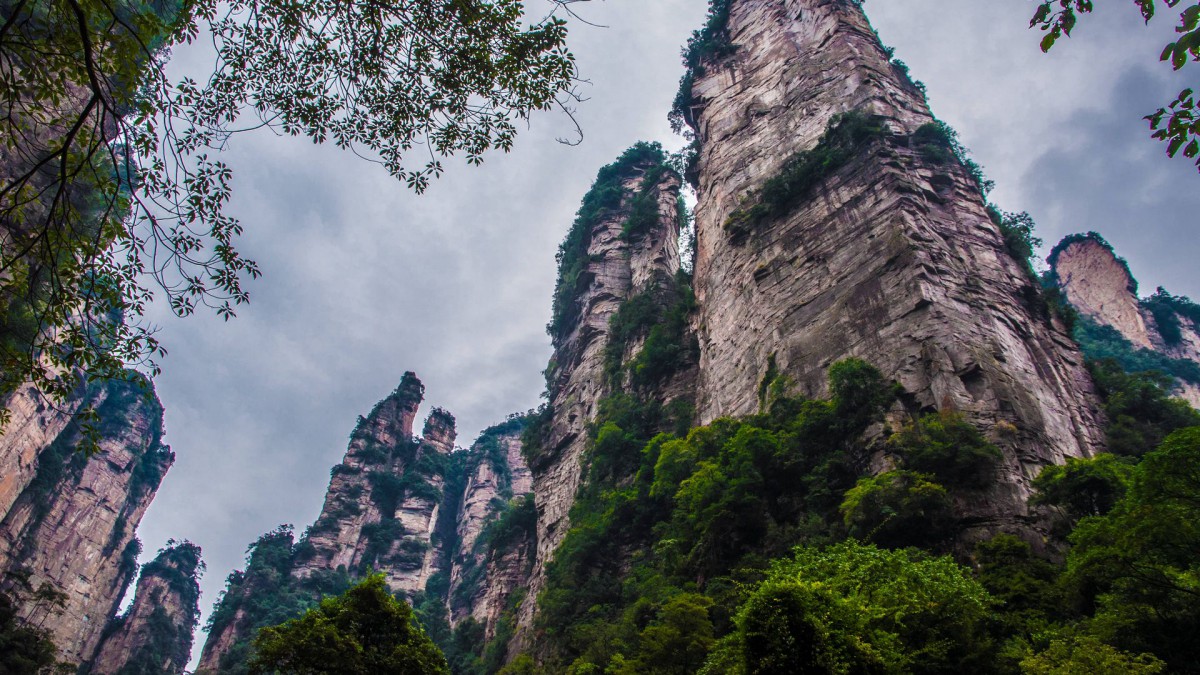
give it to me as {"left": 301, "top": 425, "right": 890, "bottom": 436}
{"left": 0, "top": 376, "right": 173, "bottom": 666}
{"left": 447, "top": 419, "right": 533, "bottom": 637}
{"left": 89, "top": 541, "right": 203, "bottom": 675}
{"left": 681, "top": 0, "right": 1103, "bottom": 535}
{"left": 387, "top": 408, "right": 456, "bottom": 595}
{"left": 519, "top": 144, "right": 686, "bottom": 636}
{"left": 0, "top": 384, "right": 82, "bottom": 518}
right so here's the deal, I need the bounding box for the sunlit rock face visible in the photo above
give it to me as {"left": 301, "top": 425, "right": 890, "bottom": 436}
{"left": 90, "top": 542, "right": 202, "bottom": 675}
{"left": 0, "top": 377, "right": 173, "bottom": 666}
{"left": 1051, "top": 234, "right": 1200, "bottom": 406}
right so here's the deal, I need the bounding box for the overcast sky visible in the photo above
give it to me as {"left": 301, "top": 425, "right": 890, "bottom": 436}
{"left": 122, "top": 1, "right": 1199, "bottom": 665}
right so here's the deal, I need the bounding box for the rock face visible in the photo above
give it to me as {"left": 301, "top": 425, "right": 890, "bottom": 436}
{"left": 1050, "top": 232, "right": 1200, "bottom": 406}
{"left": 292, "top": 372, "right": 425, "bottom": 578}
{"left": 0, "top": 385, "right": 82, "bottom": 519}
{"left": 198, "top": 373, "right": 536, "bottom": 670}
{"left": 518, "top": 146, "right": 686, "bottom": 637}
{"left": 388, "top": 408, "right": 456, "bottom": 595}
{"left": 448, "top": 421, "right": 534, "bottom": 637}
{"left": 683, "top": 0, "right": 1103, "bottom": 532}
{"left": 0, "top": 376, "right": 173, "bottom": 666}
{"left": 89, "top": 541, "right": 203, "bottom": 675}
{"left": 1051, "top": 236, "right": 1153, "bottom": 348}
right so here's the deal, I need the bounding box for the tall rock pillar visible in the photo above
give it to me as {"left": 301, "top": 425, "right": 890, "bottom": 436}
{"left": 684, "top": 0, "right": 1104, "bottom": 531}
{"left": 518, "top": 144, "right": 685, "bottom": 637}
{"left": 89, "top": 541, "right": 203, "bottom": 674}
{"left": 0, "top": 376, "right": 174, "bottom": 665}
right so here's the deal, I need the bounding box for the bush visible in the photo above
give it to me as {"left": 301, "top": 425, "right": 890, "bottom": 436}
{"left": 1087, "top": 359, "right": 1200, "bottom": 456}
{"left": 1020, "top": 636, "right": 1164, "bottom": 675}
{"left": 840, "top": 470, "right": 955, "bottom": 548}
{"left": 1031, "top": 454, "right": 1135, "bottom": 520}
{"left": 712, "top": 541, "right": 996, "bottom": 675}
{"left": 1141, "top": 287, "right": 1200, "bottom": 347}
{"left": 889, "top": 410, "right": 1002, "bottom": 489}
{"left": 248, "top": 574, "right": 449, "bottom": 674}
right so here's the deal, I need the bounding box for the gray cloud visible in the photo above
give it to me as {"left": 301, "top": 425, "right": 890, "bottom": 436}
{"left": 122, "top": 2, "right": 1198, "bottom": 666}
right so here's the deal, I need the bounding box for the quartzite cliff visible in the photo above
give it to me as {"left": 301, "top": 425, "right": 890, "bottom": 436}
{"left": 197, "top": 374, "right": 536, "bottom": 671}
{"left": 684, "top": 0, "right": 1103, "bottom": 529}
{"left": 89, "top": 541, "right": 203, "bottom": 674}
{"left": 0, "top": 376, "right": 178, "bottom": 668}
{"left": 1049, "top": 232, "right": 1200, "bottom": 406}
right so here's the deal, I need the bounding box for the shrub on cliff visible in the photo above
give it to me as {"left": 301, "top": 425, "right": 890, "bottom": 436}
{"left": 249, "top": 573, "right": 449, "bottom": 674}
{"left": 839, "top": 470, "right": 956, "bottom": 549}
{"left": 889, "top": 410, "right": 1003, "bottom": 490}
{"left": 704, "top": 541, "right": 996, "bottom": 675}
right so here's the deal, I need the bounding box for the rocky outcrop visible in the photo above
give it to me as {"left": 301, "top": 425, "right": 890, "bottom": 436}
{"left": 0, "top": 376, "right": 173, "bottom": 666}
{"left": 680, "top": 0, "right": 1103, "bottom": 536}
{"left": 1051, "top": 235, "right": 1152, "bottom": 348}
{"left": 199, "top": 373, "right": 470, "bottom": 670}
{"left": 518, "top": 145, "right": 687, "bottom": 637}
{"left": 292, "top": 372, "right": 424, "bottom": 578}
{"left": 387, "top": 408, "right": 456, "bottom": 595}
{"left": 448, "top": 420, "right": 533, "bottom": 636}
{"left": 195, "top": 527, "right": 298, "bottom": 674}
{"left": 1050, "top": 232, "right": 1200, "bottom": 406}
{"left": 89, "top": 541, "right": 203, "bottom": 675}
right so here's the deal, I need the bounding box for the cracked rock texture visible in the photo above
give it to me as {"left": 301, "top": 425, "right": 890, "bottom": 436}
{"left": 517, "top": 155, "right": 685, "bottom": 640}
{"left": 90, "top": 541, "right": 202, "bottom": 675}
{"left": 444, "top": 420, "right": 532, "bottom": 648}
{"left": 292, "top": 372, "right": 425, "bottom": 579}
{"left": 681, "top": 0, "right": 1104, "bottom": 538}
{"left": 0, "top": 385, "right": 82, "bottom": 519}
{"left": 198, "top": 373, "right": 541, "bottom": 670}
{"left": 1052, "top": 234, "right": 1200, "bottom": 406}
{"left": 448, "top": 423, "right": 534, "bottom": 639}
{"left": 0, "top": 377, "right": 173, "bottom": 666}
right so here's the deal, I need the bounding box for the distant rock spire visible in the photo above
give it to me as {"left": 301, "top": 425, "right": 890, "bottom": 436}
{"left": 90, "top": 541, "right": 203, "bottom": 675}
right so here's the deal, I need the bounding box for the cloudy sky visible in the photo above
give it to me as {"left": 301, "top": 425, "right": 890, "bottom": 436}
{"left": 122, "top": 0, "right": 1200, "bottom": 665}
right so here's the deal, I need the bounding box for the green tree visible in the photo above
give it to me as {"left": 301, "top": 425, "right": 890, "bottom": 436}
{"left": 1019, "top": 636, "right": 1164, "bottom": 675}
{"left": 1030, "top": 1, "right": 1200, "bottom": 172}
{"left": 248, "top": 573, "right": 450, "bottom": 674}
{"left": 708, "top": 541, "right": 997, "bottom": 675}
{"left": 1063, "top": 427, "right": 1200, "bottom": 670}
{"left": 1031, "top": 454, "right": 1135, "bottom": 521}
{"left": 840, "top": 470, "right": 955, "bottom": 549}
{"left": 888, "top": 410, "right": 1002, "bottom": 489}
{"left": 633, "top": 593, "right": 716, "bottom": 674}
{"left": 0, "top": 572, "right": 74, "bottom": 674}
{"left": 0, "top": 0, "right": 579, "bottom": 418}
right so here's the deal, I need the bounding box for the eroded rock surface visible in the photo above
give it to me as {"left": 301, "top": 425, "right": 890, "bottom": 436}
{"left": 518, "top": 150, "right": 685, "bottom": 638}
{"left": 682, "top": 0, "right": 1103, "bottom": 538}
{"left": 448, "top": 423, "right": 532, "bottom": 637}
{"left": 90, "top": 541, "right": 202, "bottom": 675}
{"left": 0, "top": 377, "right": 173, "bottom": 666}
{"left": 1052, "top": 237, "right": 1153, "bottom": 348}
